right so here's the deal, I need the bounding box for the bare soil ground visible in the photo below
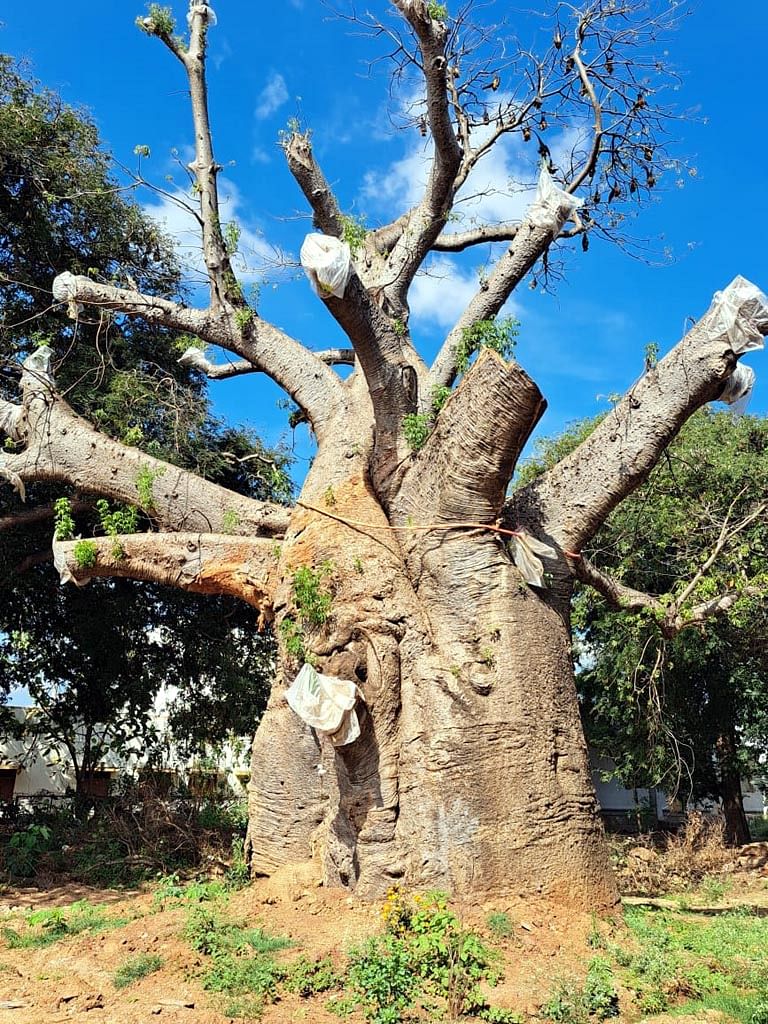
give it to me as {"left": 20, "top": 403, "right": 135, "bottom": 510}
{"left": 0, "top": 864, "right": 765, "bottom": 1024}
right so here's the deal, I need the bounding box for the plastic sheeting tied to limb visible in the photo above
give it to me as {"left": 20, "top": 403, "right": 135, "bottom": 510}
{"left": 527, "top": 165, "right": 583, "bottom": 240}
{"left": 509, "top": 529, "right": 557, "bottom": 589}
{"left": 187, "top": 2, "right": 217, "bottom": 27}
{"left": 707, "top": 276, "right": 768, "bottom": 355}
{"left": 719, "top": 362, "right": 756, "bottom": 416}
{"left": 285, "top": 663, "right": 365, "bottom": 747}
{"left": 300, "top": 234, "right": 353, "bottom": 300}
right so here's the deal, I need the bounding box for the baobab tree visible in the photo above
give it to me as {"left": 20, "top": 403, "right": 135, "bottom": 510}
{"left": 1, "top": 0, "right": 765, "bottom": 912}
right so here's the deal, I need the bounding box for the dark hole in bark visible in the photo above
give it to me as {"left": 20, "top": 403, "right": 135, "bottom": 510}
{"left": 355, "top": 664, "right": 368, "bottom": 683}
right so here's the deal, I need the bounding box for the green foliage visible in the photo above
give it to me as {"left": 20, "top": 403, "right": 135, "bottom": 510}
{"left": 486, "top": 911, "right": 514, "bottom": 938}
{"left": 137, "top": 4, "right": 175, "bottom": 36}
{"left": 542, "top": 958, "right": 618, "bottom": 1023}
{"left": 113, "top": 952, "right": 163, "bottom": 989}
{"left": 221, "top": 509, "right": 241, "bottom": 534}
{"left": 402, "top": 413, "right": 431, "bottom": 452}
{"left": 96, "top": 498, "right": 139, "bottom": 559}
{"left": 53, "top": 498, "right": 75, "bottom": 541}
{"left": 341, "top": 214, "right": 368, "bottom": 257}
{"left": 223, "top": 221, "right": 241, "bottom": 256}
{"left": 282, "top": 956, "right": 341, "bottom": 996}
{"left": 427, "top": 1, "right": 449, "bottom": 20}
{"left": 279, "top": 616, "right": 306, "bottom": 661}
{"left": 613, "top": 905, "right": 768, "bottom": 1021}
{"left": 73, "top": 539, "right": 98, "bottom": 568}
{"left": 455, "top": 316, "right": 518, "bottom": 375}
{"left": 644, "top": 340, "right": 660, "bottom": 369}
{"left": 344, "top": 889, "right": 508, "bottom": 1023}
{"left": 291, "top": 562, "right": 334, "bottom": 626}
{"left": 573, "top": 411, "right": 768, "bottom": 804}
{"left": 135, "top": 464, "right": 165, "bottom": 509}
{"left": 2, "top": 900, "right": 123, "bottom": 949}
{"left": 184, "top": 907, "right": 292, "bottom": 1019}
{"left": 3, "top": 824, "right": 52, "bottom": 877}
{"left": 233, "top": 306, "right": 254, "bottom": 333}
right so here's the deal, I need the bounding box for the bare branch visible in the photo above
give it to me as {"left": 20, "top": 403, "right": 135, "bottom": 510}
{"left": 573, "top": 557, "right": 763, "bottom": 638}
{"left": 431, "top": 222, "right": 521, "bottom": 252}
{"left": 53, "top": 531, "right": 278, "bottom": 619}
{"left": 0, "top": 351, "right": 292, "bottom": 537}
{"left": 51, "top": 274, "right": 343, "bottom": 436}
{"left": 178, "top": 348, "right": 255, "bottom": 380}
{"left": 0, "top": 500, "right": 93, "bottom": 534}
{"left": 510, "top": 277, "right": 768, "bottom": 553}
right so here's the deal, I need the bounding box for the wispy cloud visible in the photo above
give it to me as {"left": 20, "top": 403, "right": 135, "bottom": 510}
{"left": 255, "top": 72, "right": 289, "bottom": 121}
{"left": 409, "top": 256, "right": 520, "bottom": 330}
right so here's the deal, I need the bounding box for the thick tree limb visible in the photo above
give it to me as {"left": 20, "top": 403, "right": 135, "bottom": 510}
{"left": 510, "top": 277, "right": 768, "bottom": 553}
{"left": 432, "top": 222, "right": 521, "bottom": 252}
{"left": 396, "top": 349, "right": 546, "bottom": 525}
{"left": 384, "top": 2, "right": 463, "bottom": 310}
{"left": 51, "top": 273, "right": 342, "bottom": 436}
{"left": 429, "top": 195, "right": 580, "bottom": 390}
{"left": 53, "top": 531, "right": 278, "bottom": 619}
{"left": 0, "top": 351, "right": 291, "bottom": 537}
{"left": 283, "top": 133, "right": 344, "bottom": 238}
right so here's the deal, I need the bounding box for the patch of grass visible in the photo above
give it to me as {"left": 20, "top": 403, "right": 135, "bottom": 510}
{"left": 615, "top": 905, "right": 768, "bottom": 1020}
{"left": 113, "top": 952, "right": 163, "bottom": 989}
{"left": 282, "top": 955, "right": 341, "bottom": 996}
{"left": 486, "top": 911, "right": 514, "bottom": 938}
{"left": 1, "top": 900, "right": 126, "bottom": 949}
{"left": 184, "top": 906, "right": 292, "bottom": 1016}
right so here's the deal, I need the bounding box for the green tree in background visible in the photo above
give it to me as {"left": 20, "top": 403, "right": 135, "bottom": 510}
{"left": 536, "top": 411, "right": 768, "bottom": 845}
{"left": 0, "top": 55, "right": 286, "bottom": 783}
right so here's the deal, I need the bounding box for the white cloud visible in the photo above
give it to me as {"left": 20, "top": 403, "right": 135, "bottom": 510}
{"left": 255, "top": 72, "right": 289, "bottom": 121}
{"left": 408, "top": 256, "right": 520, "bottom": 330}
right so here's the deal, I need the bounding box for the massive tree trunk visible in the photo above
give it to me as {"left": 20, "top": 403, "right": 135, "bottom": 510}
{"left": 4, "top": 0, "right": 767, "bottom": 917}
{"left": 244, "top": 413, "right": 613, "bottom": 907}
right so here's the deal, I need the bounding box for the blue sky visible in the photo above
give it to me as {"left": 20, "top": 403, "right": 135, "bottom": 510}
{"left": 2, "top": 1, "right": 767, "bottom": 478}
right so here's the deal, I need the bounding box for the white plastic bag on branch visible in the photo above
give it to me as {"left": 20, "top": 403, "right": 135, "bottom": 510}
{"left": 20, "top": 345, "right": 55, "bottom": 395}
{"left": 52, "top": 533, "right": 90, "bottom": 588}
{"left": 509, "top": 529, "right": 557, "bottom": 589}
{"left": 286, "top": 663, "right": 364, "bottom": 746}
{"left": 300, "top": 234, "right": 352, "bottom": 300}
{"left": 719, "top": 362, "right": 756, "bottom": 415}
{"left": 52, "top": 271, "right": 82, "bottom": 320}
{"left": 527, "top": 165, "right": 583, "bottom": 239}
{"left": 187, "top": 2, "right": 217, "bottom": 27}
{"left": 707, "top": 276, "right": 768, "bottom": 354}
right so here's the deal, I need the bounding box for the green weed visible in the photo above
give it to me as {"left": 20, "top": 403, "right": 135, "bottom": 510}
{"left": 2, "top": 900, "right": 125, "bottom": 949}
{"left": 113, "top": 952, "right": 163, "bottom": 989}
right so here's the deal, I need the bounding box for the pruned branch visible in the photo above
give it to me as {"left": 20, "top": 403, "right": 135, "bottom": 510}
{"left": 0, "top": 349, "right": 291, "bottom": 537}
{"left": 510, "top": 277, "right": 768, "bottom": 552}
{"left": 283, "top": 132, "right": 344, "bottom": 238}
{"left": 51, "top": 273, "right": 343, "bottom": 436}
{"left": 397, "top": 348, "right": 546, "bottom": 528}
{"left": 53, "top": 531, "right": 279, "bottom": 620}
